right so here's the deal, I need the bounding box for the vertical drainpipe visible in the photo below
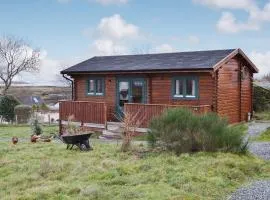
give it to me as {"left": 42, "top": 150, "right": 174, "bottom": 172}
{"left": 62, "top": 74, "right": 74, "bottom": 101}
{"left": 60, "top": 74, "right": 74, "bottom": 135}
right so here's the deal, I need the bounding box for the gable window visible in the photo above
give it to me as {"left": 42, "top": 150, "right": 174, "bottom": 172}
{"left": 172, "top": 76, "right": 198, "bottom": 99}
{"left": 87, "top": 78, "right": 104, "bottom": 96}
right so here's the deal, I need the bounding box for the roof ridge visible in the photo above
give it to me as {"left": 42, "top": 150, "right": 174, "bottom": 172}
{"left": 93, "top": 48, "right": 237, "bottom": 58}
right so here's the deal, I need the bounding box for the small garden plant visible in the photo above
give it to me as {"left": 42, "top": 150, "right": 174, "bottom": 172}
{"left": 147, "top": 108, "right": 248, "bottom": 155}
{"left": 31, "top": 118, "right": 43, "bottom": 135}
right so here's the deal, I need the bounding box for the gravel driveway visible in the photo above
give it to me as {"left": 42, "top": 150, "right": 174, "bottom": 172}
{"left": 229, "top": 181, "right": 270, "bottom": 200}
{"left": 229, "top": 122, "right": 270, "bottom": 200}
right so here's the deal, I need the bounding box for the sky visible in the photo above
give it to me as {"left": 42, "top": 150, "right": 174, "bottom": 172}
{"left": 0, "top": 0, "right": 270, "bottom": 85}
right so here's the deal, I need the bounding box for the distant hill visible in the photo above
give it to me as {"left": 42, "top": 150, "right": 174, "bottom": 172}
{"left": 6, "top": 85, "right": 72, "bottom": 105}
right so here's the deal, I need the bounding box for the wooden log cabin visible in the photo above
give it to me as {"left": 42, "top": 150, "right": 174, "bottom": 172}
{"left": 60, "top": 48, "right": 258, "bottom": 130}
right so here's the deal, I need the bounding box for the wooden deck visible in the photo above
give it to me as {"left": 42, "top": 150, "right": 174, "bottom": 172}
{"left": 59, "top": 100, "right": 212, "bottom": 132}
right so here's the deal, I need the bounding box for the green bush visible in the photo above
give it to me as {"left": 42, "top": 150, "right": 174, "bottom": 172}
{"left": 14, "top": 105, "right": 32, "bottom": 124}
{"left": 31, "top": 119, "right": 43, "bottom": 135}
{"left": 148, "top": 108, "right": 248, "bottom": 155}
{"left": 0, "top": 95, "right": 20, "bottom": 122}
{"left": 253, "top": 85, "right": 270, "bottom": 112}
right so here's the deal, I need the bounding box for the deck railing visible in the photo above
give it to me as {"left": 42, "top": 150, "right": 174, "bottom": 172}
{"left": 124, "top": 103, "right": 212, "bottom": 127}
{"left": 59, "top": 100, "right": 107, "bottom": 125}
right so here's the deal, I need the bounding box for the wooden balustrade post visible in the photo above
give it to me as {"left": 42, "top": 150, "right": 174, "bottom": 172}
{"left": 59, "top": 119, "right": 62, "bottom": 135}
{"left": 104, "top": 103, "right": 108, "bottom": 130}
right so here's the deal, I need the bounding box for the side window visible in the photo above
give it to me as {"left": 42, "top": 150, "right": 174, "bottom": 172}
{"left": 172, "top": 77, "right": 198, "bottom": 99}
{"left": 88, "top": 80, "right": 95, "bottom": 94}
{"left": 87, "top": 78, "right": 104, "bottom": 96}
{"left": 185, "top": 79, "right": 196, "bottom": 98}
{"left": 174, "top": 79, "right": 184, "bottom": 98}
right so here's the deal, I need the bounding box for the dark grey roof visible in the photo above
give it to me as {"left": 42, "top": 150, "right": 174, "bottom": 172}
{"left": 61, "top": 49, "right": 236, "bottom": 74}
{"left": 17, "top": 96, "right": 45, "bottom": 106}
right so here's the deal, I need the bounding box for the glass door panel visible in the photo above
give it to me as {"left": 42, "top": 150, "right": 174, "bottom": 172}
{"left": 131, "top": 80, "right": 144, "bottom": 103}
{"left": 118, "top": 81, "right": 129, "bottom": 111}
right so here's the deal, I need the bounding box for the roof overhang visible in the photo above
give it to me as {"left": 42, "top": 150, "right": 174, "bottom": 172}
{"left": 61, "top": 68, "right": 213, "bottom": 75}
{"left": 213, "top": 48, "right": 259, "bottom": 73}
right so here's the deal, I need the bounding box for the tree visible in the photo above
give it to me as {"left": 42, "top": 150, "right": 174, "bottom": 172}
{"left": 0, "top": 35, "right": 40, "bottom": 95}
{"left": 0, "top": 95, "right": 20, "bottom": 122}
{"left": 262, "top": 73, "right": 270, "bottom": 82}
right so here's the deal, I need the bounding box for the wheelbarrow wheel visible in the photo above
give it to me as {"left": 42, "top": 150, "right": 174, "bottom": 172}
{"left": 80, "top": 143, "right": 88, "bottom": 151}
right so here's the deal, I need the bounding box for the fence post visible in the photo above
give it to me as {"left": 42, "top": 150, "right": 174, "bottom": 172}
{"left": 48, "top": 114, "right": 51, "bottom": 125}
{"left": 59, "top": 119, "right": 62, "bottom": 135}
{"left": 104, "top": 103, "right": 108, "bottom": 130}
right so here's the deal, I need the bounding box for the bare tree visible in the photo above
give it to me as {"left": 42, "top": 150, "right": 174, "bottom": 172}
{"left": 0, "top": 35, "right": 40, "bottom": 95}
{"left": 262, "top": 73, "right": 270, "bottom": 82}
{"left": 55, "top": 65, "right": 73, "bottom": 87}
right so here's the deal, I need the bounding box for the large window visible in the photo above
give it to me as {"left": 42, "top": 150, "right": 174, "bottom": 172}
{"left": 86, "top": 78, "right": 104, "bottom": 96}
{"left": 172, "top": 76, "right": 198, "bottom": 99}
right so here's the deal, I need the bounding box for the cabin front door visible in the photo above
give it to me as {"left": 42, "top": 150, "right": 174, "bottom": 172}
{"left": 116, "top": 78, "right": 146, "bottom": 117}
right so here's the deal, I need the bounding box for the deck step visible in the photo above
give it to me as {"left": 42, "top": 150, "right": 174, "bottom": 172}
{"left": 100, "top": 129, "right": 122, "bottom": 140}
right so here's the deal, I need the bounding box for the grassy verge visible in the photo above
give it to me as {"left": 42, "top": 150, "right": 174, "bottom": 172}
{"left": 256, "top": 128, "right": 270, "bottom": 142}
{"left": 253, "top": 112, "right": 270, "bottom": 121}
{"left": 1, "top": 126, "right": 270, "bottom": 199}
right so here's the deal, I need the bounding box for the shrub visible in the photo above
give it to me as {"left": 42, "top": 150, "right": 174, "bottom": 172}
{"left": 0, "top": 95, "right": 20, "bottom": 122}
{"left": 14, "top": 105, "right": 32, "bottom": 124}
{"left": 31, "top": 118, "right": 43, "bottom": 135}
{"left": 253, "top": 85, "right": 270, "bottom": 112}
{"left": 148, "top": 108, "right": 248, "bottom": 155}
{"left": 40, "top": 103, "right": 49, "bottom": 112}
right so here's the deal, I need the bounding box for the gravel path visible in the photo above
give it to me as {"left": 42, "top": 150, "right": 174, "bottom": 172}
{"left": 229, "top": 122, "right": 270, "bottom": 200}
{"left": 229, "top": 181, "right": 270, "bottom": 200}
{"left": 247, "top": 122, "right": 270, "bottom": 160}
{"left": 247, "top": 122, "right": 270, "bottom": 138}
{"left": 249, "top": 142, "right": 270, "bottom": 160}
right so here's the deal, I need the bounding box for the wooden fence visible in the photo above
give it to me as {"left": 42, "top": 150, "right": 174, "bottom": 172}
{"left": 124, "top": 103, "right": 212, "bottom": 127}
{"left": 59, "top": 101, "right": 107, "bottom": 125}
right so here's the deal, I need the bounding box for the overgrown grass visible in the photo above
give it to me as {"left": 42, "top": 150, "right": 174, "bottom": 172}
{"left": 1, "top": 126, "right": 270, "bottom": 199}
{"left": 253, "top": 112, "right": 270, "bottom": 121}
{"left": 256, "top": 128, "right": 270, "bottom": 142}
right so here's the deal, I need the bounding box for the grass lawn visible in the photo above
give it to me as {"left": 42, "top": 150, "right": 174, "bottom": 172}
{"left": 1, "top": 126, "right": 270, "bottom": 200}
{"left": 256, "top": 128, "right": 270, "bottom": 142}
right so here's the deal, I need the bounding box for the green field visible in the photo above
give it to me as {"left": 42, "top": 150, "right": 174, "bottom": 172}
{"left": 1, "top": 126, "right": 270, "bottom": 200}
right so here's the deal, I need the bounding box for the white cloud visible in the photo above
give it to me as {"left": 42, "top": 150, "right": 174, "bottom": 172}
{"left": 193, "top": 0, "right": 257, "bottom": 11}
{"left": 193, "top": 0, "right": 270, "bottom": 34}
{"left": 89, "top": 14, "right": 139, "bottom": 56}
{"left": 15, "top": 50, "right": 81, "bottom": 86}
{"left": 57, "top": 0, "right": 128, "bottom": 5}
{"left": 95, "top": 0, "right": 128, "bottom": 5}
{"left": 91, "top": 39, "right": 128, "bottom": 56}
{"left": 250, "top": 2, "right": 270, "bottom": 22}
{"left": 217, "top": 12, "right": 259, "bottom": 33}
{"left": 188, "top": 35, "right": 200, "bottom": 44}
{"left": 97, "top": 14, "right": 139, "bottom": 40}
{"left": 152, "top": 44, "right": 174, "bottom": 53}
{"left": 250, "top": 51, "right": 270, "bottom": 77}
